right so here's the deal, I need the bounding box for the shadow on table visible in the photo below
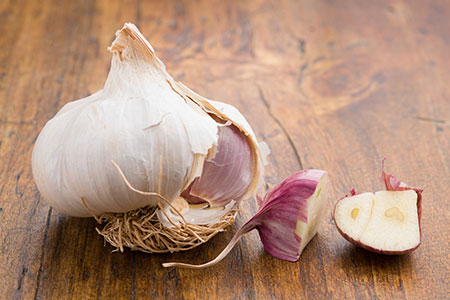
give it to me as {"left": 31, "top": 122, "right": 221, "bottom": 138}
{"left": 37, "top": 214, "right": 417, "bottom": 297}
{"left": 336, "top": 242, "right": 416, "bottom": 287}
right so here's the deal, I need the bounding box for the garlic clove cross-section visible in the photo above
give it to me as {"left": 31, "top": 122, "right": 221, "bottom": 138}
{"left": 32, "top": 22, "right": 265, "bottom": 232}
{"left": 333, "top": 192, "right": 374, "bottom": 241}
{"left": 333, "top": 161, "right": 423, "bottom": 255}
{"left": 334, "top": 190, "right": 420, "bottom": 254}
{"left": 292, "top": 171, "right": 330, "bottom": 257}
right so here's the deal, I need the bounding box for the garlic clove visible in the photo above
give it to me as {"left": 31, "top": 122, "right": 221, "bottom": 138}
{"left": 254, "top": 170, "right": 329, "bottom": 261}
{"left": 333, "top": 160, "right": 423, "bottom": 254}
{"left": 163, "top": 170, "right": 329, "bottom": 268}
{"left": 333, "top": 192, "right": 374, "bottom": 241}
{"left": 334, "top": 190, "right": 421, "bottom": 254}
{"left": 182, "top": 124, "right": 254, "bottom": 207}
{"left": 167, "top": 83, "right": 266, "bottom": 202}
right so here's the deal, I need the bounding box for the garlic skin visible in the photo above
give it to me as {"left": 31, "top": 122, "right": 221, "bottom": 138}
{"left": 32, "top": 23, "right": 265, "bottom": 218}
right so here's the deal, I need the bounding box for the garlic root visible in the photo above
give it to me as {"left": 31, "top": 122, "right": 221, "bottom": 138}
{"left": 97, "top": 206, "right": 237, "bottom": 253}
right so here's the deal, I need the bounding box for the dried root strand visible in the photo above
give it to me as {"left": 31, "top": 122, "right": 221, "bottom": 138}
{"left": 96, "top": 205, "right": 236, "bottom": 253}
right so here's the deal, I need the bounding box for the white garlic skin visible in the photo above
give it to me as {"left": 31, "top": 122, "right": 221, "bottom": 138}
{"left": 32, "top": 50, "right": 218, "bottom": 217}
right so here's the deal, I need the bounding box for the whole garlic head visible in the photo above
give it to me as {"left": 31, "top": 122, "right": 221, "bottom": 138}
{"left": 32, "top": 23, "right": 265, "bottom": 218}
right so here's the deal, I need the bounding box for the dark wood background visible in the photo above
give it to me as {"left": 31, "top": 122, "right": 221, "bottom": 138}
{"left": 0, "top": 0, "right": 449, "bottom": 299}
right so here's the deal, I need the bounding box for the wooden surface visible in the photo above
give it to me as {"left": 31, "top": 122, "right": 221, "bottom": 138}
{"left": 0, "top": 0, "right": 449, "bottom": 299}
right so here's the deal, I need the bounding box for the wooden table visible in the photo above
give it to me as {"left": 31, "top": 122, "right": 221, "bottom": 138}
{"left": 1, "top": 0, "right": 449, "bottom": 299}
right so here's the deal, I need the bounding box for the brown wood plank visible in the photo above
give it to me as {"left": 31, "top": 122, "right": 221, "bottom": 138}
{"left": 0, "top": 0, "right": 449, "bottom": 299}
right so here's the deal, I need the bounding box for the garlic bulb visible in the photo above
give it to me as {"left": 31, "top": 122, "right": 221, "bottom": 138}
{"left": 32, "top": 23, "right": 265, "bottom": 221}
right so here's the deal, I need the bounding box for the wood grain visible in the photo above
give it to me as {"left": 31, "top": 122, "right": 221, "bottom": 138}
{"left": 1, "top": 0, "right": 449, "bottom": 299}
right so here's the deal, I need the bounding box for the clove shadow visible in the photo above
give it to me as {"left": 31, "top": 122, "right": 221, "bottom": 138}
{"left": 36, "top": 213, "right": 416, "bottom": 299}
{"left": 338, "top": 243, "right": 415, "bottom": 271}
{"left": 335, "top": 242, "right": 416, "bottom": 291}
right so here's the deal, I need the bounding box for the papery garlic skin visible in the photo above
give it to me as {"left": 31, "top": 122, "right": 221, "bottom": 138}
{"left": 32, "top": 23, "right": 265, "bottom": 218}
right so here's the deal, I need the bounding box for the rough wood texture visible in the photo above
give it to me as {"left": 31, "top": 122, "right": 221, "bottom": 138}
{"left": 1, "top": 0, "right": 449, "bottom": 299}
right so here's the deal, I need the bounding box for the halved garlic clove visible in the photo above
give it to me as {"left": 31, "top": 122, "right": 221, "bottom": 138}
{"left": 334, "top": 190, "right": 421, "bottom": 254}
{"left": 333, "top": 161, "right": 423, "bottom": 254}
